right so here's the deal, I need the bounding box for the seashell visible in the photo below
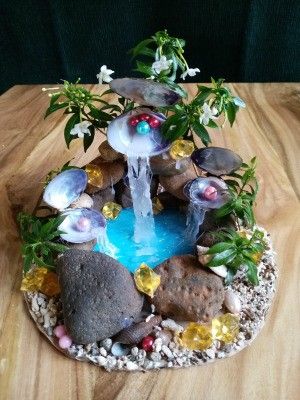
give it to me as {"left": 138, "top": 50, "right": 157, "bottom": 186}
{"left": 43, "top": 169, "right": 87, "bottom": 210}
{"left": 110, "top": 78, "right": 181, "bottom": 107}
{"left": 197, "top": 245, "right": 228, "bottom": 278}
{"left": 224, "top": 290, "right": 242, "bottom": 314}
{"left": 70, "top": 193, "right": 94, "bottom": 209}
{"left": 111, "top": 342, "right": 130, "bottom": 357}
{"left": 107, "top": 107, "right": 170, "bottom": 157}
{"left": 115, "top": 315, "right": 162, "bottom": 345}
{"left": 184, "top": 177, "right": 231, "bottom": 209}
{"left": 191, "top": 147, "right": 243, "bottom": 176}
{"left": 59, "top": 208, "right": 106, "bottom": 243}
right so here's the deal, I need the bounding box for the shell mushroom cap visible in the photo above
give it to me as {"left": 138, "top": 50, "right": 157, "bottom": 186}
{"left": 43, "top": 169, "right": 88, "bottom": 210}
{"left": 191, "top": 147, "right": 243, "bottom": 176}
{"left": 107, "top": 107, "right": 170, "bottom": 157}
{"left": 184, "top": 177, "right": 231, "bottom": 209}
{"left": 109, "top": 78, "right": 181, "bottom": 107}
{"left": 59, "top": 207, "right": 106, "bottom": 243}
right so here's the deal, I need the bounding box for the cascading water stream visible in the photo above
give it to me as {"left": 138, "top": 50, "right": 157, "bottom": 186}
{"left": 185, "top": 203, "right": 206, "bottom": 242}
{"left": 96, "top": 227, "right": 118, "bottom": 258}
{"left": 127, "top": 156, "right": 155, "bottom": 244}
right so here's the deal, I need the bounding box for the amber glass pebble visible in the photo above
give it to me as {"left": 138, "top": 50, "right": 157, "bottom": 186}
{"left": 152, "top": 197, "right": 164, "bottom": 215}
{"left": 181, "top": 323, "right": 213, "bottom": 350}
{"left": 40, "top": 271, "right": 61, "bottom": 296}
{"left": 212, "top": 313, "right": 239, "bottom": 343}
{"left": 85, "top": 164, "right": 103, "bottom": 188}
{"left": 20, "top": 267, "right": 48, "bottom": 292}
{"left": 102, "top": 202, "right": 122, "bottom": 220}
{"left": 169, "top": 140, "right": 195, "bottom": 160}
{"left": 134, "top": 263, "right": 161, "bottom": 298}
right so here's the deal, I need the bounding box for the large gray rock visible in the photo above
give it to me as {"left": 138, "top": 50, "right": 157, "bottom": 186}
{"left": 151, "top": 255, "right": 224, "bottom": 323}
{"left": 57, "top": 250, "right": 144, "bottom": 344}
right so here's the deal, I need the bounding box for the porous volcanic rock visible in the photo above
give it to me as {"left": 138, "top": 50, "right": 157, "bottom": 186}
{"left": 159, "top": 164, "right": 203, "bottom": 200}
{"left": 151, "top": 255, "right": 224, "bottom": 322}
{"left": 57, "top": 250, "right": 144, "bottom": 343}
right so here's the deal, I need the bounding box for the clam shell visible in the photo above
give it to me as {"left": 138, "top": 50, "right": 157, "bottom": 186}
{"left": 115, "top": 315, "right": 162, "bottom": 345}
{"left": 107, "top": 108, "right": 170, "bottom": 157}
{"left": 59, "top": 208, "right": 106, "bottom": 243}
{"left": 184, "top": 177, "right": 231, "bottom": 209}
{"left": 110, "top": 78, "right": 181, "bottom": 107}
{"left": 191, "top": 147, "right": 243, "bottom": 176}
{"left": 43, "top": 169, "right": 88, "bottom": 210}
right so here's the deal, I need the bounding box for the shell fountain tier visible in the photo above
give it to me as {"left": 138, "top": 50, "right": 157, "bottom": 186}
{"left": 43, "top": 168, "right": 115, "bottom": 256}
{"left": 107, "top": 78, "right": 181, "bottom": 243}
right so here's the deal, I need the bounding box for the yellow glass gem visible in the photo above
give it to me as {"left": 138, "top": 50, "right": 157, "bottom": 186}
{"left": 40, "top": 271, "right": 61, "bottom": 296}
{"left": 85, "top": 164, "right": 103, "bottom": 188}
{"left": 134, "top": 263, "right": 161, "bottom": 298}
{"left": 169, "top": 140, "right": 195, "bottom": 160}
{"left": 251, "top": 251, "right": 263, "bottom": 264}
{"left": 152, "top": 197, "right": 164, "bottom": 215}
{"left": 181, "top": 323, "right": 213, "bottom": 350}
{"left": 212, "top": 313, "right": 239, "bottom": 343}
{"left": 102, "top": 202, "right": 122, "bottom": 220}
{"left": 20, "top": 267, "right": 48, "bottom": 292}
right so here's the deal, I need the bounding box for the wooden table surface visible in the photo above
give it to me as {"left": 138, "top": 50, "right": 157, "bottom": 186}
{"left": 0, "top": 83, "right": 299, "bottom": 400}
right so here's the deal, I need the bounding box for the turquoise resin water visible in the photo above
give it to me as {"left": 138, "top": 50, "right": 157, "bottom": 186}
{"left": 94, "top": 208, "right": 194, "bottom": 272}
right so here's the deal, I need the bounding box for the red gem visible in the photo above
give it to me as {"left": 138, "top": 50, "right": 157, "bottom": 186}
{"left": 141, "top": 335, "right": 154, "bottom": 352}
{"left": 138, "top": 113, "right": 150, "bottom": 121}
{"left": 203, "top": 185, "right": 218, "bottom": 200}
{"left": 129, "top": 116, "right": 139, "bottom": 126}
{"left": 149, "top": 117, "right": 161, "bottom": 128}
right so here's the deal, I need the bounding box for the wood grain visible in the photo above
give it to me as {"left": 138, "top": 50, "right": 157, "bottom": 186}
{"left": 0, "top": 84, "right": 299, "bottom": 400}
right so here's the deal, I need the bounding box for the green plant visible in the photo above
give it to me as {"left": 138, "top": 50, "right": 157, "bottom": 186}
{"left": 206, "top": 228, "right": 266, "bottom": 285}
{"left": 214, "top": 157, "right": 258, "bottom": 227}
{"left": 18, "top": 213, "right": 68, "bottom": 273}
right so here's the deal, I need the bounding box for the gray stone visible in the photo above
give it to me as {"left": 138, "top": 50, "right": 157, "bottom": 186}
{"left": 57, "top": 250, "right": 144, "bottom": 344}
{"left": 91, "top": 187, "right": 115, "bottom": 212}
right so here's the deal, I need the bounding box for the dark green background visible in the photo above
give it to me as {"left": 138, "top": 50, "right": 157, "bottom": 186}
{"left": 0, "top": 0, "right": 299, "bottom": 94}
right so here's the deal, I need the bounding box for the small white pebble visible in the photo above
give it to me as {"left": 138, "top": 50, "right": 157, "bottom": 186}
{"left": 153, "top": 338, "right": 162, "bottom": 353}
{"left": 126, "top": 361, "right": 139, "bottom": 370}
{"left": 97, "top": 356, "right": 107, "bottom": 366}
{"left": 161, "top": 345, "right": 174, "bottom": 360}
{"left": 100, "top": 347, "right": 107, "bottom": 357}
{"left": 206, "top": 349, "right": 215, "bottom": 359}
{"left": 131, "top": 347, "right": 139, "bottom": 357}
{"left": 43, "top": 314, "right": 51, "bottom": 329}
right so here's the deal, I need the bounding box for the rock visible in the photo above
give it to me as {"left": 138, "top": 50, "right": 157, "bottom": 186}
{"left": 224, "top": 290, "right": 242, "bottom": 314}
{"left": 157, "top": 192, "right": 187, "bottom": 209}
{"left": 197, "top": 212, "right": 237, "bottom": 247}
{"left": 57, "top": 250, "right": 144, "bottom": 343}
{"left": 91, "top": 187, "right": 115, "bottom": 212}
{"left": 159, "top": 164, "right": 203, "bottom": 200}
{"left": 70, "top": 193, "right": 94, "bottom": 209}
{"left": 85, "top": 160, "right": 125, "bottom": 194}
{"left": 150, "top": 153, "right": 191, "bottom": 176}
{"left": 114, "top": 176, "right": 159, "bottom": 208}
{"left": 151, "top": 255, "right": 224, "bottom": 322}
{"left": 98, "top": 140, "right": 123, "bottom": 162}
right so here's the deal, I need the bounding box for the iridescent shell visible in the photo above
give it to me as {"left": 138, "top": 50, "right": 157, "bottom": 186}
{"left": 184, "top": 177, "right": 231, "bottom": 209}
{"left": 115, "top": 315, "right": 162, "bottom": 344}
{"left": 107, "top": 108, "right": 170, "bottom": 157}
{"left": 43, "top": 169, "right": 88, "bottom": 210}
{"left": 110, "top": 78, "right": 181, "bottom": 107}
{"left": 191, "top": 147, "right": 243, "bottom": 176}
{"left": 59, "top": 208, "right": 106, "bottom": 243}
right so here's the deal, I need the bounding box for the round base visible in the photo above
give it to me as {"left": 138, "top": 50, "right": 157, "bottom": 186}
{"left": 24, "top": 227, "right": 277, "bottom": 372}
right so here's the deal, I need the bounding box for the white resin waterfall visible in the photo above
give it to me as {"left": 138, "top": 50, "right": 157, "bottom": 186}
{"left": 185, "top": 203, "right": 206, "bottom": 241}
{"left": 97, "top": 227, "right": 118, "bottom": 258}
{"left": 127, "top": 156, "right": 155, "bottom": 243}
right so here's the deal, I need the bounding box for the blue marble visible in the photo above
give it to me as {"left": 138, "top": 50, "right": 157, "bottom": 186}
{"left": 136, "top": 120, "right": 150, "bottom": 135}
{"left": 94, "top": 208, "right": 194, "bottom": 272}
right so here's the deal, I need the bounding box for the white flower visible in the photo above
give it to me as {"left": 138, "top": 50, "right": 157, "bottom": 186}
{"left": 96, "top": 65, "right": 114, "bottom": 84}
{"left": 180, "top": 67, "right": 200, "bottom": 80}
{"left": 152, "top": 56, "right": 173, "bottom": 74}
{"left": 70, "top": 121, "right": 92, "bottom": 138}
{"left": 199, "top": 102, "right": 218, "bottom": 125}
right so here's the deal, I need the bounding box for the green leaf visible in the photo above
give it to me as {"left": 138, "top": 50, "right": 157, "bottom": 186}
{"left": 162, "top": 114, "right": 189, "bottom": 141}
{"left": 83, "top": 125, "right": 95, "bottom": 152}
{"left": 130, "top": 38, "right": 155, "bottom": 57}
{"left": 208, "top": 249, "right": 237, "bottom": 267}
{"left": 64, "top": 113, "right": 80, "bottom": 148}
{"left": 50, "top": 93, "right": 61, "bottom": 106}
{"left": 206, "top": 242, "right": 233, "bottom": 254}
{"left": 192, "top": 120, "right": 211, "bottom": 146}
{"left": 45, "top": 102, "right": 68, "bottom": 118}
{"left": 89, "top": 105, "right": 113, "bottom": 122}
{"left": 245, "top": 260, "right": 259, "bottom": 285}
{"left": 206, "top": 119, "right": 218, "bottom": 128}
{"left": 226, "top": 102, "right": 237, "bottom": 126}
{"left": 46, "top": 242, "right": 68, "bottom": 253}
{"left": 135, "top": 61, "right": 153, "bottom": 76}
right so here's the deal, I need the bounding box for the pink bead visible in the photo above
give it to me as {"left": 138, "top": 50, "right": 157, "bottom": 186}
{"left": 54, "top": 325, "right": 67, "bottom": 338}
{"left": 58, "top": 335, "right": 72, "bottom": 349}
{"left": 149, "top": 117, "right": 161, "bottom": 128}
{"left": 75, "top": 217, "right": 91, "bottom": 232}
{"left": 203, "top": 185, "right": 218, "bottom": 200}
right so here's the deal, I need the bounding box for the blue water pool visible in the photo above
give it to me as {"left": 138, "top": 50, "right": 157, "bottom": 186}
{"left": 94, "top": 208, "right": 194, "bottom": 272}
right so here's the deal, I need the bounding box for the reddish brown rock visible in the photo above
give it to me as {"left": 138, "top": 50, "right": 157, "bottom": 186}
{"left": 159, "top": 164, "right": 203, "bottom": 200}
{"left": 151, "top": 255, "right": 224, "bottom": 323}
{"left": 85, "top": 160, "right": 125, "bottom": 194}
{"left": 150, "top": 153, "right": 191, "bottom": 176}
{"left": 98, "top": 140, "right": 123, "bottom": 162}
